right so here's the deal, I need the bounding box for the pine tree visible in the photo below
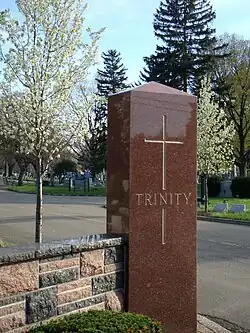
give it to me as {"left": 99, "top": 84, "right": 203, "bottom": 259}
{"left": 141, "top": 0, "right": 218, "bottom": 92}
{"left": 140, "top": 48, "right": 182, "bottom": 88}
{"left": 95, "top": 49, "right": 129, "bottom": 128}
{"left": 90, "top": 50, "right": 129, "bottom": 173}
{"left": 96, "top": 49, "right": 128, "bottom": 95}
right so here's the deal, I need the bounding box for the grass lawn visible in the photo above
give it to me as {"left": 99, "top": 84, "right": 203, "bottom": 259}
{"left": 8, "top": 184, "right": 106, "bottom": 196}
{"left": 198, "top": 197, "right": 250, "bottom": 221}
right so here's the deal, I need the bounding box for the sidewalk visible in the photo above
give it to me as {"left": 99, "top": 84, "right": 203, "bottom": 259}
{"left": 198, "top": 315, "right": 231, "bottom": 333}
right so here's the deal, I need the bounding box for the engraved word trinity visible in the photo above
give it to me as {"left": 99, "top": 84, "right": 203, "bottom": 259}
{"left": 136, "top": 192, "right": 192, "bottom": 206}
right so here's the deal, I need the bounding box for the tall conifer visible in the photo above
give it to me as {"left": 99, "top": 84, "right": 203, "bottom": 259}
{"left": 141, "top": 0, "right": 218, "bottom": 92}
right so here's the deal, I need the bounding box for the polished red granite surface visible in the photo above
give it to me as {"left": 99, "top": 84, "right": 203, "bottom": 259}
{"left": 107, "top": 82, "right": 197, "bottom": 333}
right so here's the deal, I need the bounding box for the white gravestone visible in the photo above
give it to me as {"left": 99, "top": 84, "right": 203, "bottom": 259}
{"left": 230, "top": 204, "right": 247, "bottom": 213}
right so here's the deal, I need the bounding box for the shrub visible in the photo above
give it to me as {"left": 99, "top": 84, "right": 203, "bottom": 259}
{"left": 231, "top": 177, "right": 250, "bottom": 198}
{"left": 30, "top": 310, "right": 163, "bottom": 333}
{"left": 207, "top": 176, "right": 221, "bottom": 197}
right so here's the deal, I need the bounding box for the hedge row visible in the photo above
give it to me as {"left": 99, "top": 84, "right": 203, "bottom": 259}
{"left": 231, "top": 177, "right": 250, "bottom": 198}
{"left": 30, "top": 310, "right": 163, "bottom": 333}
{"left": 207, "top": 176, "right": 221, "bottom": 197}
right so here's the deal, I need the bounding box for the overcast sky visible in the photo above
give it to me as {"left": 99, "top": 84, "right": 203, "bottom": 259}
{"left": 0, "top": 0, "right": 249, "bottom": 83}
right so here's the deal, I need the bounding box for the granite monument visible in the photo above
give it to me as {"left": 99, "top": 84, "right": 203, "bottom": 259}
{"left": 107, "top": 82, "right": 197, "bottom": 333}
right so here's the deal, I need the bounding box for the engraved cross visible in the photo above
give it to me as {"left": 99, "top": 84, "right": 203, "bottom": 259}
{"left": 144, "top": 115, "right": 183, "bottom": 244}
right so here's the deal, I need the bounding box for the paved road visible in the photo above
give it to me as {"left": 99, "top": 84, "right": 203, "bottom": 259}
{"left": 0, "top": 189, "right": 106, "bottom": 245}
{"left": 1, "top": 190, "right": 250, "bottom": 330}
{"left": 198, "top": 220, "right": 250, "bottom": 331}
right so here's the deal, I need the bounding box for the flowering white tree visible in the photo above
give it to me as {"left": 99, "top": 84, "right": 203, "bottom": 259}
{"left": 0, "top": 0, "right": 103, "bottom": 243}
{"left": 198, "top": 76, "right": 235, "bottom": 212}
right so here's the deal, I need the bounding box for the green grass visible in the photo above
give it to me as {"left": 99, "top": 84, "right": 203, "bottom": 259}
{"left": 198, "top": 197, "right": 250, "bottom": 221}
{"left": 8, "top": 184, "right": 106, "bottom": 196}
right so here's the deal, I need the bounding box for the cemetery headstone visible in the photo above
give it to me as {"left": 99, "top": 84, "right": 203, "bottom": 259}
{"left": 74, "top": 176, "right": 85, "bottom": 190}
{"left": 214, "top": 203, "right": 228, "bottom": 212}
{"left": 107, "top": 82, "right": 197, "bottom": 333}
{"left": 230, "top": 204, "right": 247, "bottom": 213}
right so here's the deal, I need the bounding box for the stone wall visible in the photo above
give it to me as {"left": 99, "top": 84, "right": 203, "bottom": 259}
{"left": 0, "top": 235, "right": 127, "bottom": 332}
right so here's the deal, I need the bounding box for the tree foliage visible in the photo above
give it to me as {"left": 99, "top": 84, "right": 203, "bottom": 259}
{"left": 213, "top": 34, "right": 250, "bottom": 176}
{"left": 198, "top": 76, "right": 235, "bottom": 175}
{"left": 141, "top": 0, "right": 219, "bottom": 92}
{"left": 54, "top": 159, "right": 77, "bottom": 182}
{"left": 96, "top": 49, "right": 129, "bottom": 96}
{"left": 77, "top": 49, "right": 129, "bottom": 175}
{"left": 95, "top": 49, "right": 129, "bottom": 132}
{"left": 198, "top": 76, "right": 235, "bottom": 211}
{"left": 0, "top": 0, "right": 102, "bottom": 163}
{"left": 140, "top": 50, "right": 181, "bottom": 88}
{"left": 0, "top": 0, "right": 103, "bottom": 243}
{"left": 73, "top": 111, "right": 106, "bottom": 177}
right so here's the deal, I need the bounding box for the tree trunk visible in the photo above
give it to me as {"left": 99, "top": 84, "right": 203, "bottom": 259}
{"left": 8, "top": 163, "right": 14, "bottom": 177}
{"left": 239, "top": 162, "right": 247, "bottom": 177}
{"left": 35, "top": 157, "right": 43, "bottom": 244}
{"left": 18, "top": 169, "right": 25, "bottom": 186}
{"left": 238, "top": 131, "right": 247, "bottom": 177}
{"left": 15, "top": 154, "right": 29, "bottom": 186}
{"left": 50, "top": 172, "right": 55, "bottom": 187}
{"left": 204, "top": 174, "right": 208, "bottom": 213}
{"left": 4, "top": 161, "right": 9, "bottom": 178}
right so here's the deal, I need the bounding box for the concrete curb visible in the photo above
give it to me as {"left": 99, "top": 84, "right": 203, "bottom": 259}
{"left": 198, "top": 215, "right": 250, "bottom": 226}
{"left": 197, "top": 315, "right": 231, "bottom": 333}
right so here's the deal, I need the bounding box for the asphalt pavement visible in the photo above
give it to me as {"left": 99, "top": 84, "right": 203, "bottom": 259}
{"left": 0, "top": 189, "right": 106, "bottom": 245}
{"left": 1, "top": 190, "right": 250, "bottom": 330}
{"left": 198, "top": 220, "right": 250, "bottom": 331}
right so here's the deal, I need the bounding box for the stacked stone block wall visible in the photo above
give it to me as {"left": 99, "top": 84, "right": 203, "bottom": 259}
{"left": 0, "top": 235, "right": 126, "bottom": 332}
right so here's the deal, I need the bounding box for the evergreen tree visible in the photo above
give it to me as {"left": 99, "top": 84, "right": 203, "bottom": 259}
{"left": 96, "top": 50, "right": 129, "bottom": 127}
{"left": 96, "top": 49, "right": 128, "bottom": 96}
{"left": 141, "top": 0, "right": 218, "bottom": 92}
{"left": 90, "top": 50, "right": 129, "bottom": 173}
{"left": 140, "top": 48, "right": 182, "bottom": 87}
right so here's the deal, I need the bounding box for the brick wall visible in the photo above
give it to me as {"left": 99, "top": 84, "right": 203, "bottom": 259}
{"left": 0, "top": 235, "right": 127, "bottom": 332}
